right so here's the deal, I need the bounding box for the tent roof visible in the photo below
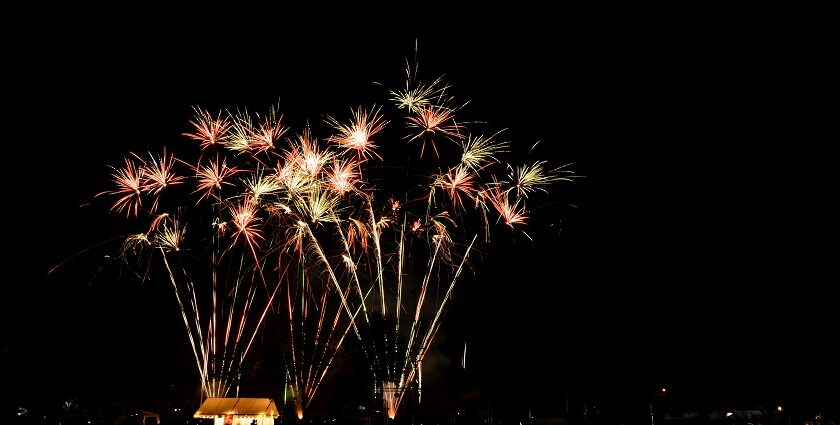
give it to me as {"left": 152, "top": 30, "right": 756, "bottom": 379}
{"left": 194, "top": 398, "right": 279, "bottom": 418}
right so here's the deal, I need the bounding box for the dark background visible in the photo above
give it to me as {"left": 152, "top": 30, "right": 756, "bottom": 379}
{"left": 2, "top": 6, "right": 834, "bottom": 420}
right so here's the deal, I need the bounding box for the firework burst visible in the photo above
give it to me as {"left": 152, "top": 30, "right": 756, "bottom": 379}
{"left": 99, "top": 157, "right": 144, "bottom": 217}
{"left": 183, "top": 108, "right": 231, "bottom": 150}
{"left": 328, "top": 107, "right": 387, "bottom": 161}
{"left": 95, "top": 53, "right": 573, "bottom": 418}
{"left": 407, "top": 105, "right": 465, "bottom": 158}
{"left": 389, "top": 52, "right": 451, "bottom": 113}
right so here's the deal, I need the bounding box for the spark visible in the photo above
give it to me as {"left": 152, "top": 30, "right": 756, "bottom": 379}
{"left": 147, "top": 212, "right": 170, "bottom": 234}
{"left": 506, "top": 161, "right": 577, "bottom": 198}
{"left": 278, "top": 166, "right": 314, "bottom": 196}
{"left": 243, "top": 170, "right": 282, "bottom": 203}
{"left": 248, "top": 106, "right": 287, "bottom": 152}
{"left": 194, "top": 157, "right": 239, "bottom": 203}
{"left": 406, "top": 105, "right": 465, "bottom": 158}
{"left": 390, "top": 76, "right": 449, "bottom": 113}
{"left": 183, "top": 108, "right": 231, "bottom": 150}
{"left": 265, "top": 202, "right": 292, "bottom": 217}
{"left": 230, "top": 198, "right": 263, "bottom": 248}
{"left": 460, "top": 132, "right": 509, "bottom": 170}
{"left": 226, "top": 111, "right": 254, "bottom": 152}
{"left": 326, "top": 159, "right": 358, "bottom": 195}
{"left": 429, "top": 212, "right": 454, "bottom": 259}
{"left": 212, "top": 218, "right": 228, "bottom": 236}
{"left": 120, "top": 233, "right": 150, "bottom": 257}
{"left": 489, "top": 187, "right": 528, "bottom": 227}
{"left": 140, "top": 149, "right": 184, "bottom": 213}
{"left": 293, "top": 129, "right": 331, "bottom": 178}
{"left": 154, "top": 218, "right": 185, "bottom": 252}
{"left": 328, "top": 107, "right": 387, "bottom": 160}
{"left": 100, "top": 156, "right": 144, "bottom": 217}
{"left": 142, "top": 148, "right": 184, "bottom": 194}
{"left": 389, "top": 197, "right": 401, "bottom": 213}
{"left": 346, "top": 218, "right": 369, "bottom": 253}
{"left": 389, "top": 57, "right": 450, "bottom": 113}
{"left": 435, "top": 166, "right": 477, "bottom": 210}
{"left": 298, "top": 188, "right": 340, "bottom": 224}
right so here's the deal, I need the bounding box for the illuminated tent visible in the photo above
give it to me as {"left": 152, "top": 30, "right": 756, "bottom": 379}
{"left": 194, "top": 398, "right": 279, "bottom": 425}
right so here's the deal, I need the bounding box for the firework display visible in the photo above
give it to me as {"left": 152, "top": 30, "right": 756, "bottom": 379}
{"left": 97, "top": 60, "right": 573, "bottom": 419}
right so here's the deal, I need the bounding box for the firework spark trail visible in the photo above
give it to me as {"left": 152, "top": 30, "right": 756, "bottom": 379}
{"left": 396, "top": 219, "right": 406, "bottom": 331}
{"left": 368, "top": 201, "right": 387, "bottom": 316}
{"left": 305, "top": 281, "right": 338, "bottom": 390}
{"left": 302, "top": 223, "right": 361, "bottom": 338}
{"left": 96, "top": 53, "right": 572, "bottom": 416}
{"left": 240, "top": 274, "right": 284, "bottom": 368}
{"left": 334, "top": 224, "right": 381, "bottom": 375}
{"left": 285, "top": 278, "right": 300, "bottom": 408}
{"left": 155, "top": 209, "right": 279, "bottom": 397}
{"left": 283, "top": 256, "right": 345, "bottom": 414}
{"left": 181, "top": 263, "right": 208, "bottom": 384}
{"left": 306, "top": 283, "right": 352, "bottom": 399}
{"left": 308, "top": 292, "right": 368, "bottom": 404}
{"left": 335, "top": 225, "right": 371, "bottom": 327}
{"left": 398, "top": 236, "right": 442, "bottom": 386}
{"left": 159, "top": 250, "right": 207, "bottom": 395}
{"left": 413, "top": 237, "right": 442, "bottom": 324}
{"left": 281, "top": 216, "right": 379, "bottom": 413}
{"left": 308, "top": 289, "right": 330, "bottom": 382}
{"left": 418, "top": 235, "right": 476, "bottom": 364}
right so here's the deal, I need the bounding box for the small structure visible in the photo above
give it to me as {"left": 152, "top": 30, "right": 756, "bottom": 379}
{"left": 137, "top": 409, "right": 161, "bottom": 425}
{"left": 194, "top": 398, "right": 279, "bottom": 425}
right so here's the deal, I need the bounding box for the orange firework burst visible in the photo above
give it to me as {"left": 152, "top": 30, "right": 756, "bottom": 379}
{"left": 326, "top": 159, "right": 359, "bottom": 194}
{"left": 435, "top": 166, "right": 477, "bottom": 210}
{"left": 193, "top": 156, "right": 239, "bottom": 203}
{"left": 100, "top": 157, "right": 144, "bottom": 217}
{"left": 183, "top": 108, "right": 231, "bottom": 150}
{"left": 248, "top": 106, "right": 287, "bottom": 152}
{"left": 328, "top": 107, "right": 387, "bottom": 161}
{"left": 292, "top": 129, "right": 331, "bottom": 178}
{"left": 407, "top": 105, "right": 465, "bottom": 158}
{"left": 230, "top": 197, "right": 263, "bottom": 247}
{"left": 489, "top": 186, "right": 529, "bottom": 227}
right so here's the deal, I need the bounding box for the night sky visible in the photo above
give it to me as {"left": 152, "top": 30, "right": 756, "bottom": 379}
{"left": 3, "top": 7, "right": 835, "bottom": 419}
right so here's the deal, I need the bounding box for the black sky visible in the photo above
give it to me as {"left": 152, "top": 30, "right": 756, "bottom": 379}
{"left": 2, "top": 7, "right": 835, "bottom": 417}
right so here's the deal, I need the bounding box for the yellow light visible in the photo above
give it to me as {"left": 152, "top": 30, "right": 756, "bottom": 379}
{"left": 777, "top": 406, "right": 783, "bottom": 412}
{"left": 352, "top": 130, "right": 367, "bottom": 145}
{"left": 661, "top": 387, "right": 667, "bottom": 393}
